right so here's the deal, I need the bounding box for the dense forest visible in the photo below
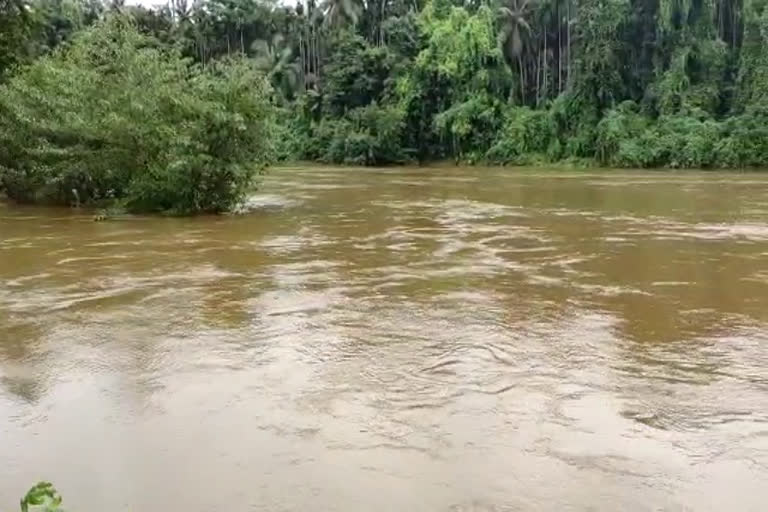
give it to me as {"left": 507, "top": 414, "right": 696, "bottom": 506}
{"left": 2, "top": 0, "right": 768, "bottom": 211}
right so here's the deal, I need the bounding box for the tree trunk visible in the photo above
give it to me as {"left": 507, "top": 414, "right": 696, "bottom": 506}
{"left": 541, "top": 51, "right": 544, "bottom": 105}
{"left": 312, "top": 25, "right": 319, "bottom": 81}
{"left": 558, "top": 4, "right": 562, "bottom": 93}
{"left": 543, "top": 34, "right": 548, "bottom": 102}
{"left": 316, "top": 27, "right": 322, "bottom": 80}
{"left": 309, "top": 24, "right": 314, "bottom": 78}
{"left": 299, "top": 31, "right": 306, "bottom": 89}
{"left": 535, "top": 44, "right": 541, "bottom": 105}
{"left": 312, "top": 25, "right": 317, "bottom": 80}
{"left": 566, "top": 0, "right": 571, "bottom": 89}
{"left": 380, "top": 0, "right": 386, "bottom": 46}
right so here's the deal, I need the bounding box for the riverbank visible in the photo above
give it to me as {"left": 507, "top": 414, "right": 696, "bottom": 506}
{"left": 272, "top": 160, "right": 768, "bottom": 173}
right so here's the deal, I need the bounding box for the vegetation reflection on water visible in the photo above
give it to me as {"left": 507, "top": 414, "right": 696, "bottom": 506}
{"left": 1, "top": 167, "right": 767, "bottom": 511}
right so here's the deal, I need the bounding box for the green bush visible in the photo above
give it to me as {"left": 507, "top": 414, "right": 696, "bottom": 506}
{"left": 321, "top": 30, "right": 398, "bottom": 118}
{"left": 649, "top": 115, "right": 720, "bottom": 168}
{"left": 595, "top": 101, "right": 649, "bottom": 165}
{"left": 0, "top": 15, "right": 275, "bottom": 214}
{"left": 714, "top": 108, "right": 768, "bottom": 167}
{"left": 611, "top": 134, "right": 660, "bottom": 167}
{"left": 302, "top": 103, "right": 406, "bottom": 165}
{"left": 271, "top": 104, "right": 307, "bottom": 162}
{"left": 433, "top": 93, "right": 506, "bottom": 160}
{"left": 548, "top": 92, "right": 601, "bottom": 160}
{"left": 595, "top": 104, "right": 730, "bottom": 168}
{"left": 486, "top": 106, "right": 555, "bottom": 164}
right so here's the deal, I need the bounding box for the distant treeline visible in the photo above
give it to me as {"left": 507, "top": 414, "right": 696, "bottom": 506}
{"left": 2, "top": 0, "right": 768, "bottom": 210}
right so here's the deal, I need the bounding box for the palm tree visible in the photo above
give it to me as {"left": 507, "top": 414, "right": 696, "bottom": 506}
{"left": 297, "top": 0, "right": 325, "bottom": 87}
{"left": 498, "top": 0, "right": 532, "bottom": 59}
{"left": 252, "top": 33, "right": 301, "bottom": 99}
{"left": 532, "top": 0, "right": 557, "bottom": 103}
{"left": 322, "top": 0, "right": 361, "bottom": 27}
{"left": 497, "top": 0, "right": 533, "bottom": 102}
{"left": 550, "top": 0, "right": 574, "bottom": 92}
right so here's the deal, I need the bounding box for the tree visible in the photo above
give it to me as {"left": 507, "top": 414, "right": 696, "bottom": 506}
{"left": 0, "top": 0, "right": 35, "bottom": 78}
{"left": 497, "top": 0, "right": 531, "bottom": 59}
{"left": 0, "top": 15, "right": 276, "bottom": 213}
{"left": 497, "top": 0, "right": 532, "bottom": 102}
{"left": 252, "top": 33, "right": 301, "bottom": 99}
{"left": 322, "top": 0, "right": 361, "bottom": 27}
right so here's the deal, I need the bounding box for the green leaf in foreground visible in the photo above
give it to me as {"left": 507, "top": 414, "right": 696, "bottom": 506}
{"left": 20, "top": 482, "right": 63, "bottom": 512}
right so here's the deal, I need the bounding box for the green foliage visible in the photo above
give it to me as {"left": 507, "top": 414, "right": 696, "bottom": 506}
{"left": 20, "top": 482, "right": 63, "bottom": 512}
{"left": 0, "top": 0, "right": 35, "bottom": 78}
{"left": 736, "top": 0, "right": 768, "bottom": 110}
{"left": 0, "top": 0, "right": 104, "bottom": 80}
{"left": 547, "top": 91, "right": 600, "bottom": 159}
{"left": 572, "top": 0, "right": 628, "bottom": 110}
{"left": 434, "top": 92, "right": 506, "bottom": 160}
{"left": 653, "top": 39, "right": 727, "bottom": 115}
{"left": 0, "top": 15, "right": 275, "bottom": 213}
{"left": 4, "top": 0, "right": 768, "bottom": 174}
{"left": 486, "top": 106, "right": 555, "bottom": 163}
{"left": 595, "top": 101, "right": 650, "bottom": 165}
{"left": 323, "top": 0, "right": 362, "bottom": 27}
{"left": 252, "top": 33, "right": 301, "bottom": 101}
{"left": 714, "top": 108, "right": 768, "bottom": 167}
{"left": 271, "top": 104, "right": 307, "bottom": 161}
{"left": 381, "top": 10, "right": 421, "bottom": 59}
{"left": 641, "top": 116, "right": 721, "bottom": 168}
{"left": 321, "top": 29, "right": 397, "bottom": 116}
{"left": 416, "top": 3, "right": 509, "bottom": 95}
{"left": 36, "top": 0, "right": 104, "bottom": 50}
{"left": 596, "top": 109, "right": 732, "bottom": 168}
{"left": 303, "top": 103, "right": 406, "bottom": 164}
{"left": 397, "top": 2, "right": 512, "bottom": 159}
{"left": 292, "top": 27, "right": 407, "bottom": 164}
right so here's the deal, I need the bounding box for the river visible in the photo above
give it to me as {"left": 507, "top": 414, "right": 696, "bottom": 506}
{"left": 1, "top": 167, "right": 767, "bottom": 511}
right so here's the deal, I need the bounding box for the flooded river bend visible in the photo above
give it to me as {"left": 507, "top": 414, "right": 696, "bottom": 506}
{"left": 1, "top": 167, "right": 767, "bottom": 511}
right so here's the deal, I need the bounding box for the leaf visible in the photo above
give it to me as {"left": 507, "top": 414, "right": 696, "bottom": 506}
{"left": 20, "top": 482, "right": 63, "bottom": 512}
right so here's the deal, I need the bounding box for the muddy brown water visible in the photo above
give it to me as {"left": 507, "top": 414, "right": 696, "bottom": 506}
{"left": 1, "top": 167, "right": 768, "bottom": 511}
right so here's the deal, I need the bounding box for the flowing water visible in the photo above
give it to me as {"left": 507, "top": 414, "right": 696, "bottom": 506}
{"left": 1, "top": 167, "right": 768, "bottom": 511}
